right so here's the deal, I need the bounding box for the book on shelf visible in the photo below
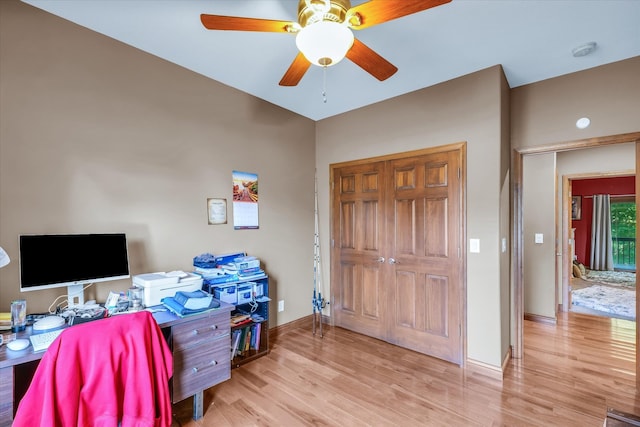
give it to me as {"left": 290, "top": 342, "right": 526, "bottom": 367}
{"left": 244, "top": 328, "right": 252, "bottom": 353}
{"left": 231, "top": 322, "right": 263, "bottom": 358}
{"left": 252, "top": 322, "right": 261, "bottom": 351}
{"left": 238, "top": 327, "right": 248, "bottom": 357}
{"left": 249, "top": 323, "right": 257, "bottom": 349}
{"left": 231, "top": 329, "right": 242, "bottom": 358}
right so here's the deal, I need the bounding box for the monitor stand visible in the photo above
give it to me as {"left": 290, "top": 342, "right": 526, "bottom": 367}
{"left": 66, "top": 284, "right": 85, "bottom": 307}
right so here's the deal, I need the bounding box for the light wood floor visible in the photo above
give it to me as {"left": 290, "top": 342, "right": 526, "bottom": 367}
{"left": 173, "top": 312, "right": 637, "bottom": 426}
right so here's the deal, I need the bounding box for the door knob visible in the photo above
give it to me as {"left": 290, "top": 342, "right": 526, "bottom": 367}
{"left": 377, "top": 256, "right": 385, "bottom": 263}
{"left": 388, "top": 258, "right": 397, "bottom": 264}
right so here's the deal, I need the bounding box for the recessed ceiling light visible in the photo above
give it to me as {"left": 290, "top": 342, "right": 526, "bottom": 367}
{"left": 576, "top": 117, "right": 591, "bottom": 129}
{"left": 572, "top": 42, "right": 597, "bottom": 57}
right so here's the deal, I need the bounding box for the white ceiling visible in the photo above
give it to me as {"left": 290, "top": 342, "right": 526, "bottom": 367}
{"left": 22, "top": 0, "right": 640, "bottom": 121}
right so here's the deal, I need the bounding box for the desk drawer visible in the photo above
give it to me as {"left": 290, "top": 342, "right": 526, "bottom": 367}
{"left": 172, "top": 312, "right": 230, "bottom": 351}
{"left": 172, "top": 345, "right": 230, "bottom": 403}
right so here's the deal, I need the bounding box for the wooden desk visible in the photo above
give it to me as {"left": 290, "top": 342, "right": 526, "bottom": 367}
{"left": 0, "top": 302, "right": 233, "bottom": 426}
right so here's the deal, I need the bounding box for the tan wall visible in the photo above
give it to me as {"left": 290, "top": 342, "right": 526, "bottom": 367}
{"left": 317, "top": 66, "right": 508, "bottom": 367}
{"left": 0, "top": 0, "right": 316, "bottom": 326}
{"left": 499, "top": 73, "right": 511, "bottom": 360}
{"left": 523, "top": 153, "right": 557, "bottom": 318}
{"left": 511, "top": 56, "right": 640, "bottom": 150}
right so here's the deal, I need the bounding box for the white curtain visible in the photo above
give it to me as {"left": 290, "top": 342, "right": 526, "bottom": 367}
{"left": 590, "top": 194, "right": 614, "bottom": 271}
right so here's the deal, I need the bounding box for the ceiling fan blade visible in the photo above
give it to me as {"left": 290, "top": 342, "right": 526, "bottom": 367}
{"left": 279, "top": 52, "right": 312, "bottom": 86}
{"left": 348, "top": 0, "right": 451, "bottom": 30}
{"left": 200, "top": 14, "right": 295, "bottom": 33}
{"left": 346, "top": 38, "right": 398, "bottom": 81}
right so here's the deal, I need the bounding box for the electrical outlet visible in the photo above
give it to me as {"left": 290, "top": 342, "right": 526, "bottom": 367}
{"left": 278, "top": 300, "right": 284, "bottom": 312}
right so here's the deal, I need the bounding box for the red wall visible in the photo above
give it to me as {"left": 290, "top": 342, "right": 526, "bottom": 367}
{"left": 571, "top": 176, "right": 635, "bottom": 267}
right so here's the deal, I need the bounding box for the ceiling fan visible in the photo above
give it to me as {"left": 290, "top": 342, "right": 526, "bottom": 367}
{"left": 200, "top": 0, "right": 451, "bottom": 86}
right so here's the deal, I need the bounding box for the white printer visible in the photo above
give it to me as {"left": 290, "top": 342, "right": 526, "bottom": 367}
{"left": 132, "top": 271, "right": 203, "bottom": 307}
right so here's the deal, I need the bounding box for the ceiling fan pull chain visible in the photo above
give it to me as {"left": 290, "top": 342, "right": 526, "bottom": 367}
{"left": 322, "top": 66, "right": 327, "bottom": 103}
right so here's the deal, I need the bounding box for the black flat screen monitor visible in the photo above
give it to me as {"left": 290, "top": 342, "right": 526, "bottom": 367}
{"left": 19, "top": 233, "right": 130, "bottom": 306}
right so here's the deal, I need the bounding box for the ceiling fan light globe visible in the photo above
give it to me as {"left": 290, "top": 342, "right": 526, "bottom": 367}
{"left": 296, "top": 21, "right": 354, "bottom": 67}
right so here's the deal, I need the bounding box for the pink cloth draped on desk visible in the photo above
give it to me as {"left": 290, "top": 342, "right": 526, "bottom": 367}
{"left": 13, "top": 311, "right": 173, "bottom": 427}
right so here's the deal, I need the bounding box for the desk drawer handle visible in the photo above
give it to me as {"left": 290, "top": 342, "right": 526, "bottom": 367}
{"left": 192, "top": 360, "right": 218, "bottom": 374}
{"left": 192, "top": 325, "right": 219, "bottom": 335}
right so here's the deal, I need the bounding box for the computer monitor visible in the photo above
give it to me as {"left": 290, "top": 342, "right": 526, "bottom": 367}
{"left": 19, "top": 233, "right": 130, "bottom": 307}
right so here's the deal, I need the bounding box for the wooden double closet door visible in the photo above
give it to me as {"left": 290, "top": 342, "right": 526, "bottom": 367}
{"left": 330, "top": 143, "right": 465, "bottom": 365}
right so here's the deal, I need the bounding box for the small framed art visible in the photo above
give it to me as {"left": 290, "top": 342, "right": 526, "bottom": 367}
{"left": 571, "top": 195, "right": 582, "bottom": 220}
{"left": 207, "top": 198, "right": 227, "bottom": 225}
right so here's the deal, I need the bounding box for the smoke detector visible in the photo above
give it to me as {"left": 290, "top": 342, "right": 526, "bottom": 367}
{"left": 572, "top": 42, "right": 597, "bottom": 57}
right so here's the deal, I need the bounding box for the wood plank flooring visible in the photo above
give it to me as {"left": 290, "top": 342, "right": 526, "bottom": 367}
{"left": 172, "top": 312, "right": 637, "bottom": 426}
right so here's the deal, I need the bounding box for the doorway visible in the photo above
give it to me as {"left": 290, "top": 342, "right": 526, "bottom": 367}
{"left": 330, "top": 143, "right": 466, "bottom": 365}
{"left": 567, "top": 175, "right": 636, "bottom": 321}
{"left": 513, "top": 132, "right": 640, "bottom": 361}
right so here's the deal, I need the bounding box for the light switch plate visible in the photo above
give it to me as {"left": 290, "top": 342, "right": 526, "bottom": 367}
{"left": 470, "top": 239, "right": 480, "bottom": 253}
{"left": 535, "top": 233, "right": 544, "bottom": 244}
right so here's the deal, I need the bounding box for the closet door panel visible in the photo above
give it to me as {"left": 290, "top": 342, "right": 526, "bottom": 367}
{"left": 332, "top": 161, "right": 387, "bottom": 338}
{"left": 388, "top": 149, "right": 462, "bottom": 364}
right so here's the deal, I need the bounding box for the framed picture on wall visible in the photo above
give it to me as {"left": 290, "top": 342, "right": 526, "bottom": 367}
{"left": 207, "top": 198, "right": 227, "bottom": 225}
{"left": 571, "top": 195, "right": 582, "bottom": 220}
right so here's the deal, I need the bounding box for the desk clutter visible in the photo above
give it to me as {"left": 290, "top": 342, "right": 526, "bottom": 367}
{"left": 191, "top": 252, "right": 269, "bottom": 305}
{"left": 2, "top": 309, "right": 231, "bottom": 425}
{"left": 193, "top": 252, "right": 266, "bottom": 285}
{"left": 0, "top": 251, "right": 268, "bottom": 426}
{"left": 127, "top": 251, "right": 268, "bottom": 319}
{"left": 189, "top": 251, "right": 271, "bottom": 367}
{"left": 2, "top": 251, "right": 269, "bottom": 366}
{"left": 59, "top": 305, "right": 107, "bottom": 326}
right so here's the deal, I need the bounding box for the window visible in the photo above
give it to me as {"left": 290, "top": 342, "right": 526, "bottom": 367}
{"left": 611, "top": 197, "right": 636, "bottom": 271}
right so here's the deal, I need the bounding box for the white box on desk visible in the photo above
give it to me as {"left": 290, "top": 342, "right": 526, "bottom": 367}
{"left": 213, "top": 284, "right": 237, "bottom": 304}
{"left": 133, "top": 273, "right": 203, "bottom": 307}
{"left": 133, "top": 273, "right": 178, "bottom": 287}
{"left": 236, "top": 283, "right": 253, "bottom": 304}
